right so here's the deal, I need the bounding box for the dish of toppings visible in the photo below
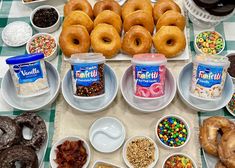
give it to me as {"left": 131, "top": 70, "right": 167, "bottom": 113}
{"left": 33, "top": 7, "right": 59, "bottom": 28}
{"left": 124, "top": 136, "right": 157, "bottom": 168}
{"left": 164, "top": 154, "right": 195, "bottom": 168}
{"left": 195, "top": 31, "right": 225, "bottom": 55}
{"left": 156, "top": 116, "right": 189, "bottom": 148}
{"left": 55, "top": 140, "right": 88, "bottom": 168}
{"left": 227, "top": 93, "right": 235, "bottom": 116}
{"left": 28, "top": 34, "right": 56, "bottom": 57}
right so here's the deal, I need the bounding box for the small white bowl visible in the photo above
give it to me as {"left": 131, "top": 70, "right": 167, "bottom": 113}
{"left": 121, "top": 66, "right": 176, "bottom": 113}
{"left": 26, "top": 33, "right": 58, "bottom": 61}
{"left": 30, "top": 5, "right": 60, "bottom": 33}
{"left": 122, "top": 135, "right": 159, "bottom": 168}
{"left": 155, "top": 115, "right": 191, "bottom": 150}
{"left": 50, "top": 136, "right": 91, "bottom": 168}
{"left": 162, "top": 153, "right": 197, "bottom": 168}
{"left": 226, "top": 53, "right": 235, "bottom": 83}
{"left": 92, "top": 160, "right": 123, "bottom": 168}
{"left": 194, "top": 31, "right": 225, "bottom": 55}
{"left": 89, "top": 117, "right": 126, "bottom": 153}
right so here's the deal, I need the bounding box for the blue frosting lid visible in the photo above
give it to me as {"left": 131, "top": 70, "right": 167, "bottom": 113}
{"left": 6, "top": 53, "right": 44, "bottom": 65}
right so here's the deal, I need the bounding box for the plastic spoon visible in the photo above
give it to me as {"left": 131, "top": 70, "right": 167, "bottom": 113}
{"left": 92, "top": 126, "right": 122, "bottom": 140}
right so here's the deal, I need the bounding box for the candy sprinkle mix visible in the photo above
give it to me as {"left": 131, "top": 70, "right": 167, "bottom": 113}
{"left": 164, "top": 155, "right": 194, "bottom": 168}
{"left": 196, "top": 31, "right": 224, "bottom": 54}
{"left": 228, "top": 93, "right": 235, "bottom": 114}
{"left": 29, "top": 35, "right": 56, "bottom": 57}
{"left": 157, "top": 117, "right": 188, "bottom": 147}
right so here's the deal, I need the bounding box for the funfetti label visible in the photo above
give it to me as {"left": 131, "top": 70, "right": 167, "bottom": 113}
{"left": 135, "top": 65, "right": 160, "bottom": 87}
{"left": 73, "top": 63, "right": 99, "bottom": 87}
{"left": 15, "top": 61, "right": 44, "bottom": 84}
{"left": 196, "top": 64, "right": 223, "bottom": 88}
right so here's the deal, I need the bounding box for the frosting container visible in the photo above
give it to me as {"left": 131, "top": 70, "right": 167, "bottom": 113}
{"left": 131, "top": 54, "right": 167, "bottom": 99}
{"left": 69, "top": 53, "right": 105, "bottom": 99}
{"left": 191, "top": 55, "right": 230, "bottom": 100}
{"left": 6, "top": 53, "right": 49, "bottom": 97}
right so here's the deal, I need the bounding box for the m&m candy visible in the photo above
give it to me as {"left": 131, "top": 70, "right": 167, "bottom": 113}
{"left": 157, "top": 117, "right": 188, "bottom": 147}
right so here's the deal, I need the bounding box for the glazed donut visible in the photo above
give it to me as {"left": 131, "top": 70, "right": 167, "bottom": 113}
{"left": 199, "top": 116, "right": 234, "bottom": 157}
{"left": 122, "top": 0, "right": 153, "bottom": 20}
{"left": 0, "top": 145, "right": 38, "bottom": 168}
{"left": 123, "top": 10, "right": 154, "bottom": 34}
{"left": 122, "top": 26, "right": 152, "bottom": 55}
{"left": 59, "top": 25, "right": 90, "bottom": 57}
{"left": 156, "top": 10, "right": 186, "bottom": 31}
{"left": 64, "top": 0, "right": 93, "bottom": 18}
{"left": 94, "top": 10, "right": 122, "bottom": 34}
{"left": 93, "top": 0, "right": 122, "bottom": 18}
{"left": 15, "top": 112, "right": 47, "bottom": 151}
{"left": 152, "top": 26, "right": 186, "bottom": 58}
{"left": 91, "top": 23, "right": 121, "bottom": 58}
{"left": 0, "top": 116, "right": 21, "bottom": 151}
{"left": 153, "top": 0, "right": 181, "bottom": 22}
{"left": 216, "top": 161, "right": 227, "bottom": 168}
{"left": 218, "top": 129, "right": 235, "bottom": 168}
{"left": 62, "top": 11, "right": 93, "bottom": 33}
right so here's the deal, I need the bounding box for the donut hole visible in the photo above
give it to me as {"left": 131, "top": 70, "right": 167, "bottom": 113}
{"left": 103, "top": 5, "right": 112, "bottom": 11}
{"left": 134, "top": 38, "right": 142, "bottom": 46}
{"left": 166, "top": 39, "right": 175, "bottom": 46}
{"left": 22, "top": 126, "right": 33, "bottom": 140}
{"left": 169, "top": 24, "right": 176, "bottom": 26}
{"left": 102, "top": 37, "right": 112, "bottom": 44}
{"left": 134, "top": 7, "right": 141, "bottom": 11}
{"left": 73, "top": 39, "right": 80, "bottom": 45}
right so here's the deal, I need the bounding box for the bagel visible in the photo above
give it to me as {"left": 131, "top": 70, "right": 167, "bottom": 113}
{"left": 122, "top": 26, "right": 152, "bottom": 55}
{"left": 62, "top": 11, "right": 93, "bottom": 33}
{"left": 91, "top": 23, "right": 121, "bottom": 58}
{"left": 64, "top": 0, "right": 93, "bottom": 18}
{"left": 153, "top": 0, "right": 181, "bottom": 22}
{"left": 156, "top": 10, "right": 186, "bottom": 31}
{"left": 123, "top": 10, "right": 154, "bottom": 34}
{"left": 152, "top": 26, "right": 186, "bottom": 58}
{"left": 94, "top": 10, "right": 122, "bottom": 34}
{"left": 59, "top": 25, "right": 91, "bottom": 57}
{"left": 93, "top": 0, "right": 122, "bottom": 17}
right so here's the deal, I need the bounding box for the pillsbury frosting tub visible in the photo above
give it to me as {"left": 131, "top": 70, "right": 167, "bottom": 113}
{"left": 69, "top": 53, "right": 105, "bottom": 99}
{"left": 132, "top": 54, "right": 167, "bottom": 99}
{"left": 191, "top": 55, "right": 230, "bottom": 100}
{"left": 6, "top": 53, "right": 49, "bottom": 97}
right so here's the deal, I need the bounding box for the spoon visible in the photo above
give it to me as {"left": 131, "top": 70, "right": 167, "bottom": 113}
{"left": 92, "top": 126, "right": 122, "bottom": 140}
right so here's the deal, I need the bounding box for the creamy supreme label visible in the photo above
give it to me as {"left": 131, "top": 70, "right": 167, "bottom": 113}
{"left": 73, "top": 63, "right": 100, "bottom": 87}
{"left": 13, "top": 61, "right": 43, "bottom": 84}
{"left": 196, "top": 64, "right": 223, "bottom": 88}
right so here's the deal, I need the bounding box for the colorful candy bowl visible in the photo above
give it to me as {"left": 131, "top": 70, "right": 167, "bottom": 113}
{"left": 194, "top": 31, "right": 225, "bottom": 55}
{"left": 26, "top": 33, "right": 58, "bottom": 61}
{"left": 155, "top": 115, "right": 191, "bottom": 150}
{"left": 162, "top": 153, "right": 197, "bottom": 168}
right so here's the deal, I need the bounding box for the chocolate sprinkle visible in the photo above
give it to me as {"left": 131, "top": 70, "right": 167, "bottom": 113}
{"left": 33, "top": 8, "right": 58, "bottom": 28}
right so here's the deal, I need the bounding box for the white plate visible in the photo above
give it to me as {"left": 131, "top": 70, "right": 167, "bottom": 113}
{"left": 122, "top": 135, "right": 159, "bottom": 168}
{"left": 89, "top": 117, "right": 125, "bottom": 153}
{"left": 121, "top": 66, "right": 176, "bottom": 113}
{"left": 1, "top": 61, "right": 60, "bottom": 111}
{"left": 62, "top": 64, "right": 118, "bottom": 113}
{"left": 92, "top": 160, "right": 123, "bottom": 168}
{"left": 50, "top": 136, "right": 91, "bottom": 168}
{"left": 177, "top": 62, "right": 234, "bottom": 112}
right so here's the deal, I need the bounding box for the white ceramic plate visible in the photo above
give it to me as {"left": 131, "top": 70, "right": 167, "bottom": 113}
{"left": 121, "top": 66, "right": 176, "bottom": 113}
{"left": 1, "top": 61, "right": 60, "bottom": 111}
{"left": 50, "top": 136, "right": 91, "bottom": 168}
{"left": 62, "top": 64, "right": 118, "bottom": 113}
{"left": 92, "top": 160, "right": 123, "bottom": 168}
{"left": 122, "top": 135, "right": 159, "bottom": 168}
{"left": 177, "top": 62, "right": 234, "bottom": 112}
{"left": 89, "top": 117, "right": 125, "bottom": 153}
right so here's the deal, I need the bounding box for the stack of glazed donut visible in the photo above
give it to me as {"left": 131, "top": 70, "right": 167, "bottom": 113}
{"left": 59, "top": 0, "right": 187, "bottom": 58}
{"left": 199, "top": 116, "right": 235, "bottom": 168}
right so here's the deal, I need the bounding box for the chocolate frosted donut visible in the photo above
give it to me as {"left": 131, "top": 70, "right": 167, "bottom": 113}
{"left": 206, "top": 3, "right": 235, "bottom": 16}
{"left": 0, "top": 145, "right": 38, "bottom": 168}
{"left": 0, "top": 116, "right": 21, "bottom": 151}
{"left": 15, "top": 112, "right": 47, "bottom": 151}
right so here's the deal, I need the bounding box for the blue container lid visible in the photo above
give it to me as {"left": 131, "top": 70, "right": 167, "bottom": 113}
{"left": 6, "top": 53, "right": 44, "bottom": 65}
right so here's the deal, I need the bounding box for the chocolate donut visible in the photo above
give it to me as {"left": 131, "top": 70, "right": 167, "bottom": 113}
{"left": 0, "top": 145, "right": 38, "bottom": 168}
{"left": 193, "top": 0, "right": 220, "bottom": 8}
{"left": 0, "top": 116, "right": 21, "bottom": 151}
{"left": 206, "top": 3, "right": 235, "bottom": 16}
{"left": 15, "top": 112, "right": 47, "bottom": 151}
